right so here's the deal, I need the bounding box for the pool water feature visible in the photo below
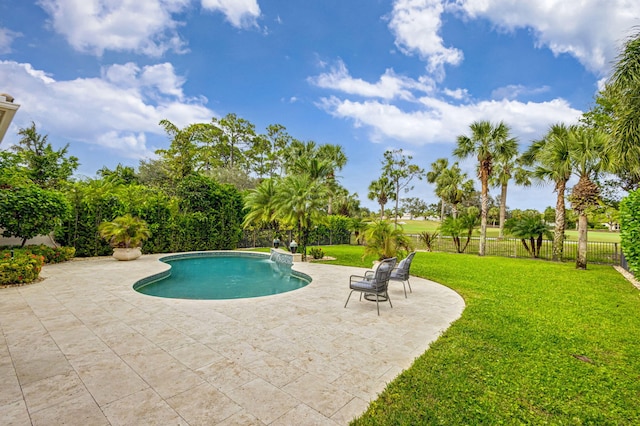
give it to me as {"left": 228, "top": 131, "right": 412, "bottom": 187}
{"left": 134, "top": 252, "right": 311, "bottom": 300}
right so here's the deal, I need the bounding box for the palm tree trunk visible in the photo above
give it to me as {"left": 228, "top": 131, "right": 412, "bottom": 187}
{"left": 440, "top": 199, "right": 445, "bottom": 222}
{"left": 552, "top": 180, "right": 567, "bottom": 261}
{"left": 499, "top": 182, "right": 507, "bottom": 239}
{"left": 479, "top": 172, "right": 489, "bottom": 256}
{"left": 576, "top": 212, "right": 588, "bottom": 269}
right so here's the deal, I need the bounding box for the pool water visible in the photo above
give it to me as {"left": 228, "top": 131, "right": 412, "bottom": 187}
{"left": 134, "top": 254, "right": 311, "bottom": 300}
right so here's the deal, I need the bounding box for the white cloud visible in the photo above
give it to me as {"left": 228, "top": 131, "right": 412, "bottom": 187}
{"left": 452, "top": 0, "right": 640, "bottom": 75}
{"left": 491, "top": 84, "right": 551, "bottom": 100}
{"left": 388, "top": 0, "right": 464, "bottom": 78}
{"left": 318, "top": 95, "right": 581, "bottom": 145}
{"left": 201, "top": 0, "right": 261, "bottom": 28}
{"left": 0, "top": 28, "right": 21, "bottom": 54}
{"left": 0, "top": 60, "right": 213, "bottom": 159}
{"left": 308, "top": 59, "right": 435, "bottom": 101}
{"left": 35, "top": 0, "right": 261, "bottom": 56}
{"left": 37, "top": 0, "right": 190, "bottom": 56}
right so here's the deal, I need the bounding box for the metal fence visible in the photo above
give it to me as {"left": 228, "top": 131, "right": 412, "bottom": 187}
{"left": 239, "top": 229, "right": 350, "bottom": 249}
{"left": 407, "top": 234, "right": 623, "bottom": 265}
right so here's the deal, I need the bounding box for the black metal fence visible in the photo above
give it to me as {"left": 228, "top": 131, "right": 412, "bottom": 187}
{"left": 239, "top": 228, "right": 350, "bottom": 249}
{"left": 407, "top": 234, "right": 624, "bottom": 265}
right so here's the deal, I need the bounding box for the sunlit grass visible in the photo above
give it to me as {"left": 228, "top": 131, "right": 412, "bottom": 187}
{"left": 317, "top": 245, "right": 640, "bottom": 424}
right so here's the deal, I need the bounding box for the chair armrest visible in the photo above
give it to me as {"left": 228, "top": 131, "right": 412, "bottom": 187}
{"left": 350, "top": 274, "right": 365, "bottom": 284}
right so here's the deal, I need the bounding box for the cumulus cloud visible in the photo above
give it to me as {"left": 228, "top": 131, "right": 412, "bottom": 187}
{"left": 388, "top": 0, "right": 464, "bottom": 78}
{"left": 36, "top": 0, "right": 262, "bottom": 56}
{"left": 0, "top": 60, "right": 213, "bottom": 158}
{"left": 317, "top": 95, "right": 581, "bottom": 145}
{"left": 452, "top": 0, "right": 640, "bottom": 75}
{"left": 308, "top": 59, "right": 435, "bottom": 101}
{"left": 201, "top": 0, "right": 261, "bottom": 28}
{"left": 0, "top": 28, "right": 21, "bottom": 54}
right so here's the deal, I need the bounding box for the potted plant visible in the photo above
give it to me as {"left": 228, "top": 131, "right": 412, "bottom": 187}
{"left": 98, "top": 214, "right": 151, "bottom": 261}
{"left": 363, "top": 220, "right": 413, "bottom": 264}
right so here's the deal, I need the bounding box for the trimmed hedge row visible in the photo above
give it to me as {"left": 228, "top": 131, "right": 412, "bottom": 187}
{"left": 620, "top": 189, "right": 640, "bottom": 277}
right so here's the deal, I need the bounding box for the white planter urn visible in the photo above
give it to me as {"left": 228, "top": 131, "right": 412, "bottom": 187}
{"left": 112, "top": 247, "right": 142, "bottom": 261}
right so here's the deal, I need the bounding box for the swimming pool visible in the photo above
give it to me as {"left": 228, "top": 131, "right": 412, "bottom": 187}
{"left": 133, "top": 252, "right": 312, "bottom": 300}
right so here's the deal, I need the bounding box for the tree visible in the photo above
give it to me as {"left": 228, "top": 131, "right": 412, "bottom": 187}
{"left": 401, "top": 197, "right": 428, "bottom": 219}
{"left": 522, "top": 123, "right": 573, "bottom": 261}
{"left": 213, "top": 113, "right": 256, "bottom": 169}
{"left": 273, "top": 175, "right": 329, "bottom": 261}
{"left": 368, "top": 176, "right": 394, "bottom": 219}
{"left": 426, "top": 158, "right": 450, "bottom": 221}
{"left": 605, "top": 29, "right": 640, "bottom": 189}
{"left": 437, "top": 162, "right": 475, "bottom": 218}
{"left": 505, "top": 213, "right": 552, "bottom": 258}
{"left": 568, "top": 126, "right": 610, "bottom": 269}
{"left": 156, "top": 119, "right": 201, "bottom": 180}
{"left": 489, "top": 150, "right": 530, "bottom": 238}
{"left": 97, "top": 164, "right": 138, "bottom": 185}
{"left": 13, "top": 122, "right": 79, "bottom": 189}
{"left": 243, "top": 178, "right": 279, "bottom": 231}
{"left": 0, "top": 184, "right": 70, "bottom": 246}
{"left": 455, "top": 120, "right": 515, "bottom": 255}
{"left": 363, "top": 220, "right": 413, "bottom": 260}
{"left": 440, "top": 206, "right": 480, "bottom": 253}
{"left": 382, "top": 149, "right": 424, "bottom": 227}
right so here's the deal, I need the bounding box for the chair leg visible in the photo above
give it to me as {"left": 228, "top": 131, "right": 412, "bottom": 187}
{"left": 344, "top": 290, "right": 354, "bottom": 308}
{"left": 387, "top": 292, "right": 392, "bottom": 308}
{"left": 375, "top": 294, "right": 380, "bottom": 315}
{"left": 407, "top": 278, "right": 412, "bottom": 293}
{"left": 402, "top": 281, "right": 407, "bottom": 298}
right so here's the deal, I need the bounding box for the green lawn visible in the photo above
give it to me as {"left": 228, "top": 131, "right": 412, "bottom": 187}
{"left": 397, "top": 219, "right": 621, "bottom": 243}
{"left": 317, "top": 245, "right": 640, "bottom": 425}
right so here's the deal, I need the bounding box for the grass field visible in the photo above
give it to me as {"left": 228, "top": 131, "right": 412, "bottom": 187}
{"left": 315, "top": 245, "right": 640, "bottom": 425}
{"left": 396, "top": 219, "right": 621, "bottom": 243}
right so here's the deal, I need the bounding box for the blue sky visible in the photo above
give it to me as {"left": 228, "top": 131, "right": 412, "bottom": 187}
{"left": 1, "top": 0, "right": 638, "bottom": 212}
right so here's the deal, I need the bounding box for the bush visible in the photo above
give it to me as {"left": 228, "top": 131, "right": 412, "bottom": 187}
{"left": 23, "top": 244, "right": 76, "bottom": 263}
{"left": 620, "top": 189, "right": 640, "bottom": 277}
{"left": 309, "top": 247, "right": 325, "bottom": 260}
{"left": 0, "top": 252, "right": 45, "bottom": 285}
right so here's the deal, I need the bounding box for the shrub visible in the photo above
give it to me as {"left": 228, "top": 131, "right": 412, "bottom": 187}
{"left": 0, "top": 252, "right": 45, "bottom": 285}
{"left": 620, "top": 189, "right": 640, "bottom": 277}
{"left": 309, "top": 247, "right": 325, "bottom": 260}
{"left": 24, "top": 244, "right": 76, "bottom": 263}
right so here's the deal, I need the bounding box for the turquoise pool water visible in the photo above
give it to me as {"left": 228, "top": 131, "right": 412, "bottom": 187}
{"left": 134, "top": 252, "right": 311, "bottom": 300}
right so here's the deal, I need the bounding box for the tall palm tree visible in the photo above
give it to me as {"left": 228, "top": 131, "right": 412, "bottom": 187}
{"left": 521, "top": 123, "right": 572, "bottom": 261}
{"left": 368, "top": 177, "right": 394, "bottom": 219}
{"left": 489, "top": 153, "right": 531, "bottom": 238}
{"left": 568, "top": 126, "right": 610, "bottom": 269}
{"left": 426, "top": 158, "right": 449, "bottom": 221}
{"left": 454, "top": 120, "right": 515, "bottom": 255}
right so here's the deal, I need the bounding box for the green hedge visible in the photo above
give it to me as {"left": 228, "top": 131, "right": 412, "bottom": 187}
{"left": 620, "top": 189, "right": 640, "bottom": 276}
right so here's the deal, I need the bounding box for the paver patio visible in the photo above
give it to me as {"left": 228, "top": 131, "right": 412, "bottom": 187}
{"left": 0, "top": 253, "right": 465, "bottom": 425}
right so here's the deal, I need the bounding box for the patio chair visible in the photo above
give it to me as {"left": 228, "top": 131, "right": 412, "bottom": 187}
{"left": 389, "top": 251, "right": 417, "bottom": 298}
{"left": 344, "top": 257, "right": 397, "bottom": 315}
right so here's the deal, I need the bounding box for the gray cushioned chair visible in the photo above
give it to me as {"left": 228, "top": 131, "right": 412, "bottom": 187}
{"left": 344, "top": 257, "right": 397, "bottom": 315}
{"left": 389, "top": 251, "right": 416, "bottom": 298}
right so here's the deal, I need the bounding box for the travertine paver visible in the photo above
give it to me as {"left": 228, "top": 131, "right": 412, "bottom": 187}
{"left": 0, "top": 253, "right": 465, "bottom": 425}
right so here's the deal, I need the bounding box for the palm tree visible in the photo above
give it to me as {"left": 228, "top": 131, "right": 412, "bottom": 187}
{"left": 426, "top": 158, "right": 449, "bottom": 221}
{"left": 273, "top": 175, "right": 329, "bottom": 260}
{"left": 521, "top": 123, "right": 572, "bottom": 261}
{"left": 363, "top": 220, "right": 413, "bottom": 261}
{"left": 368, "top": 177, "right": 394, "bottom": 219}
{"left": 243, "top": 178, "right": 279, "bottom": 230}
{"left": 568, "top": 126, "right": 610, "bottom": 269}
{"left": 504, "top": 213, "right": 552, "bottom": 258}
{"left": 455, "top": 120, "right": 515, "bottom": 256}
{"left": 437, "top": 163, "right": 474, "bottom": 218}
{"left": 489, "top": 153, "right": 531, "bottom": 238}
